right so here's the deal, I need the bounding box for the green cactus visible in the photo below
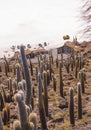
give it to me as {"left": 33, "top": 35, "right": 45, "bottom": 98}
{"left": 69, "top": 87, "right": 75, "bottom": 126}
{"left": 77, "top": 82, "right": 82, "bottom": 119}
{"left": 20, "top": 45, "right": 32, "bottom": 106}
{"left": 38, "top": 73, "right": 48, "bottom": 130}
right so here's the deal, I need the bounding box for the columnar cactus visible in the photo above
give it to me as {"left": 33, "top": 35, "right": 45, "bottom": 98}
{"left": 0, "top": 91, "right": 4, "bottom": 111}
{"left": 59, "top": 62, "right": 64, "bottom": 97}
{"left": 56, "top": 58, "right": 58, "bottom": 68}
{"left": 47, "top": 70, "right": 50, "bottom": 85}
{"left": 14, "top": 93, "right": 28, "bottom": 130}
{"left": 13, "top": 120, "right": 21, "bottom": 130}
{"left": 69, "top": 87, "right": 75, "bottom": 126}
{"left": 20, "top": 45, "right": 32, "bottom": 106}
{"left": 0, "top": 112, "right": 4, "bottom": 130}
{"left": 43, "top": 71, "right": 48, "bottom": 116}
{"left": 2, "top": 107, "right": 8, "bottom": 125}
{"left": 77, "top": 82, "right": 82, "bottom": 119}
{"left": 52, "top": 74, "right": 56, "bottom": 91}
{"left": 29, "top": 112, "right": 37, "bottom": 130}
{"left": 29, "top": 56, "right": 33, "bottom": 76}
{"left": 8, "top": 78, "right": 13, "bottom": 98}
{"left": 16, "top": 63, "right": 21, "bottom": 84}
{"left": 38, "top": 73, "right": 48, "bottom": 130}
{"left": 79, "top": 70, "right": 85, "bottom": 93}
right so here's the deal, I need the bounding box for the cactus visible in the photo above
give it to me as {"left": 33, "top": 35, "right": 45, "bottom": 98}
{"left": 2, "top": 107, "right": 8, "bottom": 125}
{"left": 38, "top": 73, "right": 48, "bottom": 130}
{"left": 56, "top": 58, "right": 58, "bottom": 68}
{"left": 15, "top": 63, "right": 21, "bottom": 84}
{"left": 77, "top": 82, "right": 82, "bottom": 119}
{"left": 69, "top": 87, "right": 75, "bottom": 126}
{"left": 47, "top": 70, "right": 50, "bottom": 86}
{"left": 0, "top": 112, "right": 4, "bottom": 130}
{"left": 18, "top": 82, "right": 24, "bottom": 92}
{"left": 14, "top": 93, "right": 28, "bottom": 130}
{"left": 12, "top": 80, "right": 18, "bottom": 94}
{"left": 8, "top": 78, "right": 13, "bottom": 98}
{"left": 75, "top": 59, "right": 78, "bottom": 78}
{"left": 29, "top": 112, "right": 37, "bottom": 130}
{"left": 4, "top": 55, "right": 10, "bottom": 73}
{"left": 21, "top": 79, "right": 26, "bottom": 91}
{"left": 5, "top": 104, "right": 10, "bottom": 127}
{"left": 79, "top": 70, "right": 85, "bottom": 93}
{"left": 29, "top": 57, "right": 33, "bottom": 76}
{"left": 43, "top": 71, "right": 48, "bottom": 116}
{"left": 59, "top": 62, "right": 64, "bottom": 97}
{"left": 64, "top": 59, "right": 70, "bottom": 73}
{"left": 13, "top": 120, "right": 21, "bottom": 130}
{"left": 52, "top": 75, "right": 56, "bottom": 91}
{"left": 26, "top": 122, "right": 34, "bottom": 130}
{"left": 0, "top": 91, "right": 4, "bottom": 111}
{"left": 20, "top": 45, "right": 32, "bottom": 106}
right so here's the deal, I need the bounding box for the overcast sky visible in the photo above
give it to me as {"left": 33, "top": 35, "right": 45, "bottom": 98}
{"left": 0, "top": 0, "right": 82, "bottom": 48}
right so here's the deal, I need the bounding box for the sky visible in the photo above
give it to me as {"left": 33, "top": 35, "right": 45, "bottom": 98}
{"left": 0, "top": 0, "right": 82, "bottom": 48}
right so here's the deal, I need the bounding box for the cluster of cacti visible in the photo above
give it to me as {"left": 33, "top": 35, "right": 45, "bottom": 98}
{"left": 14, "top": 90, "right": 37, "bottom": 130}
{"left": 0, "top": 44, "right": 88, "bottom": 130}
{"left": 69, "top": 82, "right": 83, "bottom": 126}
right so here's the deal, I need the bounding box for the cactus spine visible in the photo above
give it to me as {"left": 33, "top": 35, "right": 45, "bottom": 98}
{"left": 77, "top": 82, "right": 82, "bottom": 119}
{"left": 69, "top": 88, "right": 75, "bottom": 126}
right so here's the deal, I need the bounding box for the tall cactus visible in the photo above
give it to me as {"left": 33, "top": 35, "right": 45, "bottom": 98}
{"left": 59, "top": 62, "right": 64, "bottom": 97}
{"left": 14, "top": 93, "right": 28, "bottom": 130}
{"left": 52, "top": 74, "right": 56, "bottom": 91}
{"left": 43, "top": 71, "right": 48, "bottom": 117}
{"left": 79, "top": 70, "right": 85, "bottom": 93}
{"left": 13, "top": 120, "right": 21, "bottom": 130}
{"left": 29, "top": 112, "right": 37, "bottom": 130}
{"left": 38, "top": 73, "right": 48, "bottom": 130}
{"left": 69, "top": 87, "right": 75, "bottom": 126}
{"left": 0, "top": 112, "right": 4, "bottom": 130}
{"left": 77, "top": 82, "right": 82, "bottom": 119}
{"left": 20, "top": 45, "right": 32, "bottom": 106}
{"left": 15, "top": 63, "right": 21, "bottom": 84}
